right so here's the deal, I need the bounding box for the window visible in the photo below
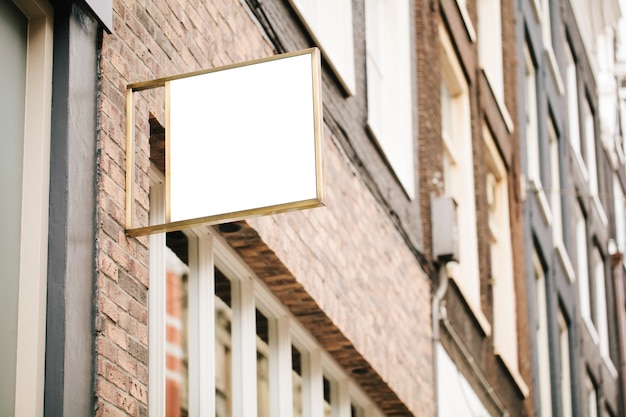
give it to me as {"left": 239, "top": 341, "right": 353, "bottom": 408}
{"left": 582, "top": 99, "right": 607, "bottom": 224}
{"left": 437, "top": 344, "right": 491, "bottom": 417}
{"left": 566, "top": 45, "right": 583, "bottom": 163}
{"left": 454, "top": 0, "right": 476, "bottom": 41}
{"left": 586, "top": 375, "right": 598, "bottom": 417}
{"left": 365, "top": 0, "right": 415, "bottom": 198}
{"left": 576, "top": 203, "right": 593, "bottom": 333}
{"left": 485, "top": 124, "right": 525, "bottom": 393}
{"left": 614, "top": 176, "right": 626, "bottom": 254}
{"left": 440, "top": 25, "right": 486, "bottom": 330}
{"left": 148, "top": 174, "right": 383, "bottom": 417}
{"left": 288, "top": 0, "right": 356, "bottom": 95}
{"left": 549, "top": 119, "right": 563, "bottom": 243}
{"left": 583, "top": 99, "right": 599, "bottom": 196}
{"left": 0, "top": 1, "right": 53, "bottom": 415}
{"left": 558, "top": 309, "right": 572, "bottom": 417}
{"left": 591, "top": 247, "right": 613, "bottom": 371}
{"left": 534, "top": 250, "right": 553, "bottom": 417}
{"left": 541, "top": 0, "right": 553, "bottom": 50}
{"left": 550, "top": 115, "right": 575, "bottom": 279}
{"left": 525, "top": 45, "right": 541, "bottom": 185}
{"left": 478, "top": 0, "right": 503, "bottom": 102}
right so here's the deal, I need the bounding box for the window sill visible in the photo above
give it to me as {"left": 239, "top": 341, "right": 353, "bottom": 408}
{"left": 448, "top": 269, "right": 492, "bottom": 337}
{"left": 555, "top": 242, "right": 575, "bottom": 283}
{"left": 495, "top": 352, "right": 529, "bottom": 398}
{"left": 482, "top": 70, "right": 515, "bottom": 133}
{"left": 454, "top": 0, "right": 476, "bottom": 42}
{"left": 591, "top": 195, "right": 608, "bottom": 227}
{"left": 530, "top": 178, "right": 553, "bottom": 227}
{"left": 572, "top": 149, "right": 589, "bottom": 183}
{"left": 583, "top": 316, "right": 600, "bottom": 345}
{"left": 545, "top": 47, "right": 565, "bottom": 95}
{"left": 530, "top": 0, "right": 542, "bottom": 22}
{"left": 603, "top": 355, "right": 619, "bottom": 380}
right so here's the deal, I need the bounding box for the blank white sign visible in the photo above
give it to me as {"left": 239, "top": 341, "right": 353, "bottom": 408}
{"left": 167, "top": 49, "right": 323, "bottom": 225}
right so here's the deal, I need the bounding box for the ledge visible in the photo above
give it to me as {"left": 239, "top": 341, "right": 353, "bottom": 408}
{"left": 495, "top": 352, "right": 530, "bottom": 398}
{"left": 555, "top": 242, "right": 576, "bottom": 283}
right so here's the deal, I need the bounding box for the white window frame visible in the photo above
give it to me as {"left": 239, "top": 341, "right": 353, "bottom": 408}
{"left": 149, "top": 174, "right": 383, "bottom": 417}
{"left": 485, "top": 124, "right": 528, "bottom": 395}
{"left": 534, "top": 250, "right": 553, "bottom": 417}
{"left": 614, "top": 176, "right": 626, "bottom": 255}
{"left": 440, "top": 25, "right": 490, "bottom": 334}
{"left": 541, "top": 0, "right": 565, "bottom": 94}
{"left": 575, "top": 203, "right": 597, "bottom": 341}
{"left": 477, "top": 0, "right": 514, "bottom": 131}
{"left": 525, "top": 45, "right": 541, "bottom": 186}
{"left": 586, "top": 375, "right": 598, "bottom": 417}
{"left": 436, "top": 344, "right": 492, "bottom": 417}
{"left": 558, "top": 309, "right": 572, "bottom": 417}
{"left": 583, "top": 99, "right": 608, "bottom": 225}
{"left": 549, "top": 119, "right": 576, "bottom": 282}
{"left": 453, "top": 0, "right": 476, "bottom": 41}
{"left": 566, "top": 44, "right": 587, "bottom": 179}
{"left": 478, "top": 0, "right": 503, "bottom": 101}
{"left": 287, "top": 0, "right": 356, "bottom": 96}
{"left": 7, "top": 1, "right": 54, "bottom": 416}
{"left": 524, "top": 45, "right": 554, "bottom": 227}
{"left": 548, "top": 119, "right": 562, "bottom": 242}
{"left": 591, "top": 247, "right": 617, "bottom": 377}
{"left": 365, "top": 0, "right": 415, "bottom": 199}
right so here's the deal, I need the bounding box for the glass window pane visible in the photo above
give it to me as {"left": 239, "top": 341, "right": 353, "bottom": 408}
{"left": 292, "top": 345, "right": 303, "bottom": 417}
{"left": 165, "top": 233, "right": 190, "bottom": 417}
{"left": 215, "top": 268, "right": 232, "bottom": 417}
{"left": 323, "top": 376, "right": 332, "bottom": 417}
{"left": 256, "top": 309, "right": 270, "bottom": 417}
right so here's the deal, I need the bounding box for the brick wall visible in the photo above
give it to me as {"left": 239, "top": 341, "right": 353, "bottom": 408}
{"left": 96, "top": 1, "right": 273, "bottom": 415}
{"left": 418, "top": 0, "right": 533, "bottom": 415}
{"left": 245, "top": 129, "right": 434, "bottom": 416}
{"left": 96, "top": 0, "right": 433, "bottom": 416}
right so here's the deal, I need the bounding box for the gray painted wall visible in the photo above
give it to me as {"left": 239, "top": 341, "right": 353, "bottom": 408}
{"left": 45, "top": 3, "right": 99, "bottom": 416}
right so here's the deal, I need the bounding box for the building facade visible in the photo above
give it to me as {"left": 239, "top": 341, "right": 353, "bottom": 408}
{"left": 96, "top": 0, "right": 433, "bottom": 416}
{"left": 517, "top": 0, "right": 625, "bottom": 416}
{"left": 5, "top": 0, "right": 626, "bottom": 416}
{"left": 421, "top": 0, "right": 533, "bottom": 416}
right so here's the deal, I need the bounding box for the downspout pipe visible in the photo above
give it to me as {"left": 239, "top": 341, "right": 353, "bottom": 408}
{"left": 432, "top": 262, "right": 449, "bottom": 417}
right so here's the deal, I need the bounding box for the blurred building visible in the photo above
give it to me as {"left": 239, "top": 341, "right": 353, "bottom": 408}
{"left": 4, "top": 0, "right": 626, "bottom": 416}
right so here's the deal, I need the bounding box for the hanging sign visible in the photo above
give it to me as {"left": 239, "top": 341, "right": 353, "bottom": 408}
{"left": 125, "top": 48, "right": 324, "bottom": 236}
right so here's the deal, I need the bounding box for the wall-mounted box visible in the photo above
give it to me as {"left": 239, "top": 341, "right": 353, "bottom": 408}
{"left": 431, "top": 194, "right": 459, "bottom": 263}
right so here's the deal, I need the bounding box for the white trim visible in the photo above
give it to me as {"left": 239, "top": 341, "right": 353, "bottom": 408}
{"left": 149, "top": 170, "right": 166, "bottom": 416}
{"left": 150, "top": 230, "right": 384, "bottom": 417}
{"left": 288, "top": 0, "right": 356, "bottom": 95}
{"left": 185, "top": 229, "right": 215, "bottom": 416}
{"left": 335, "top": 378, "right": 350, "bottom": 417}
{"left": 494, "top": 352, "right": 529, "bottom": 397}
{"left": 530, "top": 0, "right": 542, "bottom": 21}
{"left": 303, "top": 349, "right": 323, "bottom": 417}
{"left": 530, "top": 179, "right": 554, "bottom": 227}
{"left": 365, "top": 0, "right": 415, "bottom": 198}
{"left": 269, "top": 315, "right": 293, "bottom": 417}
{"left": 454, "top": 0, "right": 476, "bottom": 42}
{"left": 583, "top": 316, "right": 600, "bottom": 344}
{"left": 603, "top": 355, "right": 618, "bottom": 380}
{"left": 12, "top": 0, "right": 54, "bottom": 415}
{"left": 232, "top": 277, "right": 257, "bottom": 417}
{"left": 557, "top": 309, "right": 573, "bottom": 417}
{"left": 591, "top": 195, "right": 608, "bottom": 226}
{"left": 555, "top": 242, "right": 576, "bottom": 283}
{"left": 545, "top": 47, "right": 565, "bottom": 95}
{"left": 448, "top": 271, "right": 493, "bottom": 336}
